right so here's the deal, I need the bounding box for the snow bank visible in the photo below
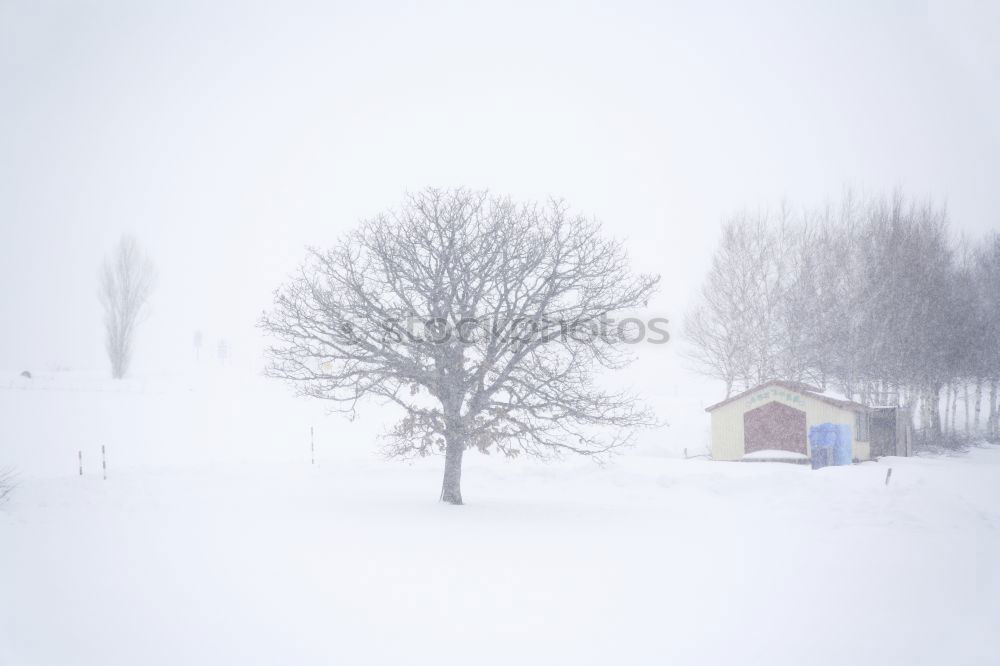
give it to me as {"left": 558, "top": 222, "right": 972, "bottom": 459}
{"left": 1, "top": 371, "right": 999, "bottom": 665}
{"left": 742, "top": 449, "right": 810, "bottom": 461}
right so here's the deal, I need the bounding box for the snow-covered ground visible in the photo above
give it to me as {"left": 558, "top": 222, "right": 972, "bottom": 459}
{"left": 2, "top": 370, "right": 999, "bottom": 665}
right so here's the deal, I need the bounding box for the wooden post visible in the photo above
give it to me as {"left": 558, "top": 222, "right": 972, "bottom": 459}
{"left": 102, "top": 445, "right": 107, "bottom": 481}
{"left": 78, "top": 450, "right": 83, "bottom": 476}
{"left": 310, "top": 426, "right": 315, "bottom": 466}
{"left": 885, "top": 468, "right": 892, "bottom": 486}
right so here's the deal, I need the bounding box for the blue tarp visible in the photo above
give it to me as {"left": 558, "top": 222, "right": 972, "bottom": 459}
{"left": 833, "top": 424, "right": 853, "bottom": 465}
{"left": 809, "top": 424, "right": 835, "bottom": 469}
{"left": 809, "top": 423, "right": 852, "bottom": 469}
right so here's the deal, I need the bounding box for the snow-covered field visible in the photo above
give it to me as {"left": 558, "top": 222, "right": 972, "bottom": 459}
{"left": 2, "top": 371, "right": 999, "bottom": 665}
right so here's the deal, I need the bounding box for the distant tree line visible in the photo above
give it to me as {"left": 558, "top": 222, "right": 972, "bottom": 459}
{"left": 685, "top": 192, "right": 1000, "bottom": 445}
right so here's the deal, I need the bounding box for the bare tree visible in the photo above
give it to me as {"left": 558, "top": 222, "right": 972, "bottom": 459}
{"left": 98, "top": 235, "right": 156, "bottom": 379}
{"left": 683, "top": 208, "right": 805, "bottom": 396}
{"left": 0, "top": 469, "right": 15, "bottom": 504}
{"left": 682, "top": 215, "right": 761, "bottom": 397}
{"left": 261, "top": 188, "right": 659, "bottom": 504}
{"left": 973, "top": 233, "right": 1000, "bottom": 440}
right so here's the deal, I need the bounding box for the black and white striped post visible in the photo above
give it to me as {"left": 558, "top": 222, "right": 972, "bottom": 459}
{"left": 102, "top": 445, "right": 107, "bottom": 481}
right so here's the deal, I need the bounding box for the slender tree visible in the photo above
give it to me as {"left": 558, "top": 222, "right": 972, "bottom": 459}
{"left": 974, "top": 234, "right": 1000, "bottom": 440}
{"left": 261, "top": 189, "right": 659, "bottom": 503}
{"left": 683, "top": 209, "right": 799, "bottom": 396}
{"left": 98, "top": 235, "right": 156, "bottom": 379}
{"left": 0, "top": 468, "right": 14, "bottom": 504}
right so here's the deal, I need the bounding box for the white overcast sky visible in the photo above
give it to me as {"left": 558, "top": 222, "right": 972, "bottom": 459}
{"left": 1, "top": 0, "right": 998, "bottom": 376}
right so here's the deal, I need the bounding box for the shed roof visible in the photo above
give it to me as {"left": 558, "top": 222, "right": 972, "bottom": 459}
{"left": 704, "top": 379, "right": 869, "bottom": 413}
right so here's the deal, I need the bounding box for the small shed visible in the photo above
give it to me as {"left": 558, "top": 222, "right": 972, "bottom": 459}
{"left": 705, "top": 380, "right": 873, "bottom": 462}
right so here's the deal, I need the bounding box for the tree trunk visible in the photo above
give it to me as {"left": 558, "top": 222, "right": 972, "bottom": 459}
{"left": 990, "top": 379, "right": 999, "bottom": 440}
{"left": 950, "top": 384, "right": 959, "bottom": 436}
{"left": 917, "top": 388, "right": 928, "bottom": 444}
{"left": 963, "top": 383, "right": 970, "bottom": 435}
{"left": 903, "top": 389, "right": 917, "bottom": 436}
{"left": 930, "top": 383, "right": 943, "bottom": 440}
{"left": 940, "top": 384, "right": 951, "bottom": 435}
{"left": 974, "top": 379, "right": 982, "bottom": 433}
{"left": 439, "top": 435, "right": 464, "bottom": 505}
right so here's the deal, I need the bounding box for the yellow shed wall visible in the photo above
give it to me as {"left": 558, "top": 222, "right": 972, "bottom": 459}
{"left": 709, "top": 386, "right": 871, "bottom": 462}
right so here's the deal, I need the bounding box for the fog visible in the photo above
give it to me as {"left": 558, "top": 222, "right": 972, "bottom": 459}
{"left": 4, "top": 5, "right": 1000, "bottom": 664}
{"left": 2, "top": 0, "right": 998, "bottom": 375}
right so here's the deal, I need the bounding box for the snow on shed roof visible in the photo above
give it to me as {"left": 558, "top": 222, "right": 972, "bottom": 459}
{"left": 704, "top": 379, "right": 869, "bottom": 413}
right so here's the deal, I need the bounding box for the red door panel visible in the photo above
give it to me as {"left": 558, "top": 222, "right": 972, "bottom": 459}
{"left": 744, "top": 401, "right": 807, "bottom": 455}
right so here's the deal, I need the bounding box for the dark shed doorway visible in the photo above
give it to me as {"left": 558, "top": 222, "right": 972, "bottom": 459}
{"left": 870, "top": 407, "right": 912, "bottom": 457}
{"left": 744, "top": 401, "right": 807, "bottom": 455}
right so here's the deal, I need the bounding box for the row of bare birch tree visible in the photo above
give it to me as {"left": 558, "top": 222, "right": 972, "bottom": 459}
{"left": 685, "top": 192, "right": 1000, "bottom": 445}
